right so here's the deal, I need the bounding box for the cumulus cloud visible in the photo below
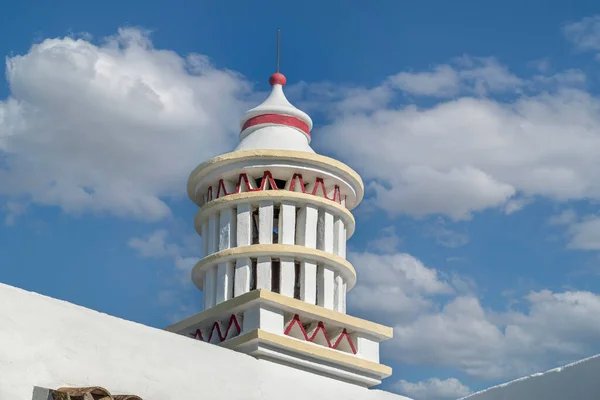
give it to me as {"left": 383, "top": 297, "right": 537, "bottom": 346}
{"left": 389, "top": 56, "right": 522, "bottom": 98}
{"left": 547, "top": 210, "right": 600, "bottom": 251}
{"left": 128, "top": 229, "right": 199, "bottom": 278}
{"left": 313, "top": 60, "right": 600, "bottom": 220}
{"left": 424, "top": 218, "right": 469, "bottom": 248}
{"left": 366, "top": 225, "right": 403, "bottom": 253}
{"left": 340, "top": 217, "right": 599, "bottom": 381}
{"left": 563, "top": 15, "right": 600, "bottom": 52}
{"left": 0, "top": 28, "right": 250, "bottom": 221}
{"left": 393, "top": 377, "right": 472, "bottom": 400}
{"left": 347, "top": 250, "right": 454, "bottom": 324}
{"left": 346, "top": 228, "right": 600, "bottom": 381}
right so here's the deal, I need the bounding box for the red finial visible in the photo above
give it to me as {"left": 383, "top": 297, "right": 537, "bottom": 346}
{"left": 269, "top": 72, "right": 287, "bottom": 86}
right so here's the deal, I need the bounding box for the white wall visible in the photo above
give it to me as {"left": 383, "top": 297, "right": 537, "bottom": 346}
{"left": 0, "top": 283, "right": 411, "bottom": 400}
{"left": 462, "top": 354, "right": 600, "bottom": 400}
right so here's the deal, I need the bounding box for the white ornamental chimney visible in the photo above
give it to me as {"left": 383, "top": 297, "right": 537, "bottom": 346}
{"left": 167, "top": 67, "right": 393, "bottom": 388}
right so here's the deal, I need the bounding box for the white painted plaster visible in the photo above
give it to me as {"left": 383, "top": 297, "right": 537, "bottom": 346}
{"left": 334, "top": 273, "right": 344, "bottom": 313}
{"left": 352, "top": 334, "right": 380, "bottom": 363}
{"left": 242, "top": 303, "right": 284, "bottom": 334}
{"left": 203, "top": 266, "right": 217, "bottom": 309}
{"left": 235, "top": 126, "right": 315, "bottom": 153}
{"left": 0, "top": 283, "right": 412, "bottom": 400}
{"left": 296, "top": 204, "right": 318, "bottom": 249}
{"left": 279, "top": 201, "right": 296, "bottom": 245}
{"left": 299, "top": 261, "right": 317, "bottom": 305}
{"left": 317, "top": 210, "right": 335, "bottom": 253}
{"left": 236, "top": 203, "right": 252, "bottom": 247}
{"left": 208, "top": 213, "right": 219, "bottom": 254}
{"left": 279, "top": 257, "right": 295, "bottom": 298}
{"left": 220, "top": 179, "right": 236, "bottom": 196}
{"left": 234, "top": 257, "right": 251, "bottom": 297}
{"left": 333, "top": 217, "right": 345, "bottom": 258}
{"left": 201, "top": 221, "right": 209, "bottom": 257}
{"left": 236, "top": 83, "right": 314, "bottom": 153}
{"left": 342, "top": 282, "right": 347, "bottom": 313}
{"left": 340, "top": 227, "right": 347, "bottom": 259}
{"left": 317, "top": 265, "right": 335, "bottom": 310}
{"left": 259, "top": 201, "right": 274, "bottom": 245}
{"left": 215, "top": 262, "right": 234, "bottom": 304}
{"left": 219, "top": 207, "right": 236, "bottom": 250}
{"left": 256, "top": 256, "right": 272, "bottom": 290}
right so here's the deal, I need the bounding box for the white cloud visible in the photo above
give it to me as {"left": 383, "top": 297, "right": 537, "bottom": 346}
{"left": 424, "top": 218, "right": 469, "bottom": 248}
{"left": 504, "top": 196, "right": 533, "bottom": 215}
{"left": 0, "top": 29, "right": 249, "bottom": 221}
{"left": 566, "top": 215, "right": 600, "bottom": 250}
{"left": 348, "top": 251, "right": 454, "bottom": 324}
{"left": 394, "top": 377, "right": 472, "bottom": 400}
{"left": 548, "top": 209, "right": 577, "bottom": 226}
{"left": 388, "top": 56, "right": 522, "bottom": 98}
{"left": 315, "top": 63, "right": 600, "bottom": 220}
{"left": 563, "top": 15, "right": 600, "bottom": 52}
{"left": 345, "top": 242, "right": 600, "bottom": 381}
{"left": 546, "top": 211, "right": 600, "bottom": 251}
{"left": 3, "top": 201, "right": 27, "bottom": 226}
{"left": 390, "top": 65, "right": 460, "bottom": 97}
{"left": 128, "top": 229, "right": 199, "bottom": 278}
{"left": 366, "top": 225, "right": 402, "bottom": 253}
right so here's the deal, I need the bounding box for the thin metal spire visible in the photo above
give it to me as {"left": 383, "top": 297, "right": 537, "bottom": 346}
{"left": 276, "top": 29, "right": 281, "bottom": 73}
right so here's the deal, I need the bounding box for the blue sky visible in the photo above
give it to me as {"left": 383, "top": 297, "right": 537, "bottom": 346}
{"left": 3, "top": 1, "right": 600, "bottom": 399}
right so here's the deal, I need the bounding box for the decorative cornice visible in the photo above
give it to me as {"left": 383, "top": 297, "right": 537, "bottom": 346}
{"left": 187, "top": 150, "right": 364, "bottom": 210}
{"left": 165, "top": 289, "right": 393, "bottom": 340}
{"left": 222, "top": 329, "right": 392, "bottom": 379}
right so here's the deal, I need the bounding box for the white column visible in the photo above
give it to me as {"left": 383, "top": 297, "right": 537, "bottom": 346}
{"left": 317, "top": 265, "right": 335, "bottom": 310}
{"left": 236, "top": 203, "right": 252, "bottom": 247}
{"left": 259, "top": 201, "right": 274, "bottom": 244}
{"left": 256, "top": 256, "right": 272, "bottom": 290}
{"left": 341, "top": 281, "right": 347, "bottom": 313}
{"left": 334, "top": 273, "right": 344, "bottom": 313}
{"left": 215, "top": 208, "right": 236, "bottom": 304}
{"left": 279, "top": 201, "right": 296, "bottom": 244}
{"left": 300, "top": 261, "right": 317, "bottom": 304}
{"left": 215, "top": 262, "right": 234, "bottom": 304}
{"left": 317, "top": 209, "right": 335, "bottom": 253}
{"left": 296, "top": 204, "right": 318, "bottom": 304}
{"left": 208, "top": 213, "right": 219, "bottom": 254}
{"left": 279, "top": 257, "right": 295, "bottom": 298}
{"left": 219, "top": 207, "right": 237, "bottom": 250}
{"left": 234, "top": 203, "right": 252, "bottom": 298}
{"left": 203, "top": 267, "right": 217, "bottom": 309}
{"left": 296, "top": 204, "right": 318, "bottom": 248}
{"left": 333, "top": 217, "right": 345, "bottom": 258}
{"left": 201, "top": 221, "right": 209, "bottom": 257}
{"left": 234, "top": 258, "right": 251, "bottom": 297}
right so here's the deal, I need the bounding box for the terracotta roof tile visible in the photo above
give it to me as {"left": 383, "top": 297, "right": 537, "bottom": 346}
{"left": 51, "top": 386, "right": 142, "bottom": 400}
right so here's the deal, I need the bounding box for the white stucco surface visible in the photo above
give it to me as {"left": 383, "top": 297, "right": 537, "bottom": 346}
{"left": 0, "top": 282, "right": 411, "bottom": 400}
{"left": 462, "top": 354, "right": 600, "bottom": 400}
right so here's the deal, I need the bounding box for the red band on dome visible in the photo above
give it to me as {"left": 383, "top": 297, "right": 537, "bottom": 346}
{"left": 242, "top": 114, "right": 310, "bottom": 136}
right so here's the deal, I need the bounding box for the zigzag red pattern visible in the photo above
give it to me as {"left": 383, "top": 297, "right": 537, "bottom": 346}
{"left": 284, "top": 314, "right": 357, "bottom": 354}
{"left": 189, "top": 314, "right": 241, "bottom": 343}
{"left": 204, "top": 170, "right": 343, "bottom": 205}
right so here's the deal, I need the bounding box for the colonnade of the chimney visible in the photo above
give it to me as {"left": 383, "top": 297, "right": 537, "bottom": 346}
{"left": 200, "top": 198, "right": 349, "bottom": 313}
